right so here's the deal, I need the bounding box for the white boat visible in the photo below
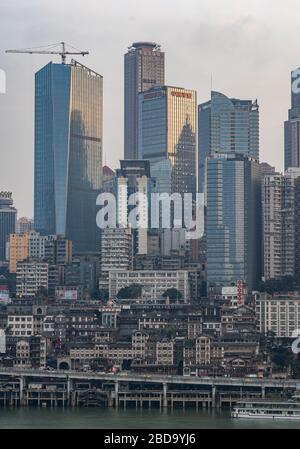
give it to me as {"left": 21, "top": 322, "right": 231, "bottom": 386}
{"left": 232, "top": 394, "right": 300, "bottom": 420}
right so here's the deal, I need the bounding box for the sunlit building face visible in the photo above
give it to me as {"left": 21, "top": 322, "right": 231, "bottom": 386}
{"left": 138, "top": 86, "right": 197, "bottom": 195}
{"left": 124, "top": 42, "right": 165, "bottom": 160}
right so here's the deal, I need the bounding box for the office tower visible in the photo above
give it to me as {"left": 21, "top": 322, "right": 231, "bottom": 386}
{"left": 285, "top": 69, "right": 300, "bottom": 170}
{"left": 138, "top": 86, "right": 197, "bottom": 194}
{"left": 99, "top": 228, "right": 133, "bottom": 292}
{"left": 116, "top": 160, "right": 155, "bottom": 255}
{"left": 206, "top": 153, "right": 261, "bottom": 292}
{"left": 102, "top": 166, "right": 116, "bottom": 194}
{"left": 34, "top": 60, "right": 103, "bottom": 254}
{"left": 260, "top": 162, "right": 276, "bottom": 177}
{"left": 198, "top": 91, "right": 259, "bottom": 192}
{"left": 16, "top": 217, "right": 34, "bottom": 234}
{"left": 8, "top": 233, "right": 29, "bottom": 273}
{"left": 0, "top": 192, "right": 17, "bottom": 263}
{"left": 263, "top": 168, "right": 300, "bottom": 280}
{"left": 124, "top": 42, "right": 165, "bottom": 160}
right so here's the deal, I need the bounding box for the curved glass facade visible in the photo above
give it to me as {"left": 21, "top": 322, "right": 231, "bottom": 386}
{"left": 198, "top": 91, "right": 259, "bottom": 192}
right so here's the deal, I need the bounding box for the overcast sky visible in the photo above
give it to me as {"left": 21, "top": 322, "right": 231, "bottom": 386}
{"left": 0, "top": 0, "right": 299, "bottom": 216}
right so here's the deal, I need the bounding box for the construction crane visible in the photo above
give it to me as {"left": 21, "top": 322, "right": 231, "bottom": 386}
{"left": 5, "top": 41, "right": 89, "bottom": 64}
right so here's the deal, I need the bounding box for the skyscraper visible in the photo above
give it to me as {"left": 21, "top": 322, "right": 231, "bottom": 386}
{"left": 198, "top": 91, "right": 259, "bottom": 192}
{"left": 116, "top": 160, "right": 154, "bottom": 255}
{"left": 34, "top": 60, "right": 103, "bottom": 254}
{"left": 124, "top": 42, "right": 165, "bottom": 160}
{"left": 0, "top": 192, "right": 17, "bottom": 263}
{"left": 285, "top": 69, "right": 300, "bottom": 170}
{"left": 138, "top": 86, "right": 197, "bottom": 195}
{"left": 206, "top": 153, "right": 261, "bottom": 292}
{"left": 262, "top": 168, "right": 300, "bottom": 280}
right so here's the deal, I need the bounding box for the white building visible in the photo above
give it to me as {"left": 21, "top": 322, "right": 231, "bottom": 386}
{"left": 109, "top": 270, "right": 190, "bottom": 302}
{"left": 0, "top": 329, "right": 6, "bottom": 353}
{"left": 16, "top": 261, "right": 48, "bottom": 298}
{"left": 255, "top": 292, "right": 300, "bottom": 337}
{"left": 7, "top": 315, "right": 34, "bottom": 337}
{"left": 28, "top": 231, "right": 54, "bottom": 260}
{"left": 99, "top": 228, "right": 133, "bottom": 291}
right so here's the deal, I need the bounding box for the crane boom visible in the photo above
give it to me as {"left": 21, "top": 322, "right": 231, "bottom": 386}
{"left": 5, "top": 42, "right": 89, "bottom": 64}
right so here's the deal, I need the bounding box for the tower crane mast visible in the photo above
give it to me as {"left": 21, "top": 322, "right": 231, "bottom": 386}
{"left": 5, "top": 42, "right": 89, "bottom": 64}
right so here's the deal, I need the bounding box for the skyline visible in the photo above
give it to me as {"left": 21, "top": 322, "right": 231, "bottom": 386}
{"left": 1, "top": 0, "right": 300, "bottom": 216}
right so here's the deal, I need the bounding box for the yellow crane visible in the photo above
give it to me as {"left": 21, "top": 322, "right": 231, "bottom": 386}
{"left": 6, "top": 41, "right": 89, "bottom": 64}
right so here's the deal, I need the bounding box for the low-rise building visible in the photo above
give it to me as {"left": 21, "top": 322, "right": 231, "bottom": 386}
{"left": 109, "top": 270, "right": 190, "bottom": 302}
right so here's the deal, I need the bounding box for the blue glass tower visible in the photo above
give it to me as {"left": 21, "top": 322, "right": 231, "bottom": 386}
{"left": 206, "top": 153, "right": 261, "bottom": 292}
{"left": 198, "top": 91, "right": 259, "bottom": 193}
{"left": 34, "top": 61, "right": 103, "bottom": 253}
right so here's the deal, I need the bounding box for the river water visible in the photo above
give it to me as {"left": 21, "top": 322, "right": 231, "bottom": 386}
{"left": 0, "top": 408, "right": 300, "bottom": 429}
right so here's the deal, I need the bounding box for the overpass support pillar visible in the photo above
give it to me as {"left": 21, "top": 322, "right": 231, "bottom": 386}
{"left": 212, "top": 385, "right": 216, "bottom": 408}
{"left": 115, "top": 381, "right": 119, "bottom": 409}
{"left": 163, "top": 383, "right": 168, "bottom": 408}
{"left": 261, "top": 386, "right": 265, "bottom": 399}
{"left": 19, "top": 376, "right": 25, "bottom": 406}
{"left": 67, "top": 377, "right": 73, "bottom": 406}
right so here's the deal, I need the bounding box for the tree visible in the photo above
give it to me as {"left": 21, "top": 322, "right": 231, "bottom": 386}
{"left": 94, "top": 289, "right": 109, "bottom": 302}
{"left": 162, "top": 288, "right": 183, "bottom": 300}
{"left": 116, "top": 284, "right": 142, "bottom": 299}
{"left": 271, "top": 346, "right": 293, "bottom": 369}
{"left": 259, "top": 276, "right": 299, "bottom": 294}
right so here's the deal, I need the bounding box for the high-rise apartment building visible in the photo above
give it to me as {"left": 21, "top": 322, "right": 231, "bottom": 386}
{"left": 285, "top": 69, "right": 300, "bottom": 170}
{"left": 44, "top": 235, "right": 73, "bottom": 265}
{"left": 124, "top": 42, "right": 165, "bottom": 160}
{"left": 262, "top": 173, "right": 283, "bottom": 280}
{"left": 206, "top": 153, "right": 262, "bottom": 292}
{"left": 0, "top": 192, "right": 17, "bottom": 263}
{"left": 198, "top": 91, "right": 259, "bottom": 192}
{"left": 8, "top": 233, "right": 29, "bottom": 273}
{"left": 16, "top": 261, "right": 48, "bottom": 298}
{"left": 115, "top": 160, "right": 154, "bottom": 255}
{"left": 34, "top": 60, "right": 103, "bottom": 253}
{"left": 99, "top": 228, "right": 133, "bottom": 292}
{"left": 16, "top": 217, "right": 34, "bottom": 234}
{"left": 262, "top": 168, "right": 300, "bottom": 280}
{"left": 138, "top": 86, "right": 197, "bottom": 195}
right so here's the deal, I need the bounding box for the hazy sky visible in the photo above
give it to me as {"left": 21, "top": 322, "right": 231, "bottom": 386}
{"left": 0, "top": 0, "right": 299, "bottom": 216}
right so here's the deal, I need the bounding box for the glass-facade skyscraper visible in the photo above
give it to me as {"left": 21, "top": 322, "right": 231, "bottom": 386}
{"left": 206, "top": 153, "right": 261, "bottom": 292}
{"left": 124, "top": 42, "right": 165, "bottom": 160}
{"left": 285, "top": 69, "right": 300, "bottom": 170}
{"left": 138, "top": 86, "right": 197, "bottom": 195}
{"left": 34, "top": 60, "right": 103, "bottom": 253}
{"left": 0, "top": 192, "right": 17, "bottom": 262}
{"left": 198, "top": 91, "right": 259, "bottom": 192}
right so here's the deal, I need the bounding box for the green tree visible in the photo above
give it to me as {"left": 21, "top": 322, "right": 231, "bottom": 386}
{"left": 162, "top": 288, "right": 183, "bottom": 300}
{"left": 116, "top": 284, "right": 142, "bottom": 299}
